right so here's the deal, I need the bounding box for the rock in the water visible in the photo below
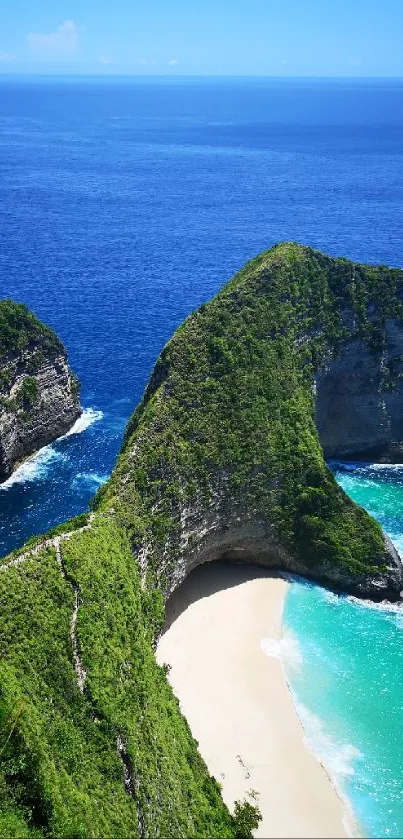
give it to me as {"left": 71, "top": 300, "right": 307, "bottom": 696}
{"left": 3, "top": 245, "right": 403, "bottom": 839}
{"left": 0, "top": 300, "right": 81, "bottom": 481}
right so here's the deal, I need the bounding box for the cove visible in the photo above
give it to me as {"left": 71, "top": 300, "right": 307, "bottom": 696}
{"left": 284, "top": 461, "right": 403, "bottom": 838}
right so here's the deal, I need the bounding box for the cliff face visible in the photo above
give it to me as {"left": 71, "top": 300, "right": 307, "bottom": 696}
{"left": 0, "top": 301, "right": 81, "bottom": 481}
{"left": 3, "top": 245, "right": 403, "bottom": 838}
{"left": 98, "top": 243, "right": 403, "bottom": 602}
{"left": 316, "top": 320, "right": 403, "bottom": 460}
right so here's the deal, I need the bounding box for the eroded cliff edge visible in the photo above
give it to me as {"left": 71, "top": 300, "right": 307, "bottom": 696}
{"left": 3, "top": 245, "right": 403, "bottom": 839}
{"left": 98, "top": 243, "right": 403, "bottom": 601}
{"left": 316, "top": 319, "right": 403, "bottom": 460}
{"left": 0, "top": 300, "right": 81, "bottom": 481}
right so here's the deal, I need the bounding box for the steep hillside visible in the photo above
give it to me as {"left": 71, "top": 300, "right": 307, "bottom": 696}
{"left": 2, "top": 244, "right": 403, "bottom": 837}
{"left": 0, "top": 516, "right": 253, "bottom": 838}
{"left": 99, "top": 243, "right": 403, "bottom": 600}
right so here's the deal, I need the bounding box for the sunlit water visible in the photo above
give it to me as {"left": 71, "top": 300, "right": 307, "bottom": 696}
{"left": 2, "top": 77, "right": 403, "bottom": 835}
{"left": 281, "top": 464, "right": 403, "bottom": 838}
{"left": 1, "top": 75, "right": 403, "bottom": 553}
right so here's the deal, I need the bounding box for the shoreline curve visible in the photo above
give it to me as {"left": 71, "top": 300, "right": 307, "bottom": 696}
{"left": 156, "top": 561, "right": 352, "bottom": 838}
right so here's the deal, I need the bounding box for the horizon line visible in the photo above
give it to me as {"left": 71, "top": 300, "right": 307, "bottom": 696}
{"left": 0, "top": 72, "right": 403, "bottom": 81}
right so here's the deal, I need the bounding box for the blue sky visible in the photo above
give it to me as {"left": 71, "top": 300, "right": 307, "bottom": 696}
{"left": 1, "top": 0, "right": 402, "bottom": 76}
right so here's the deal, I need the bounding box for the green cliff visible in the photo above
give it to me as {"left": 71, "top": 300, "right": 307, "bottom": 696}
{"left": 1, "top": 243, "right": 403, "bottom": 837}
{"left": 0, "top": 301, "right": 62, "bottom": 361}
{"left": 98, "top": 242, "right": 403, "bottom": 599}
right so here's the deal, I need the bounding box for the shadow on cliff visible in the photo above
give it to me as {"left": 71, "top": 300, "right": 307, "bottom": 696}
{"left": 161, "top": 561, "right": 280, "bottom": 635}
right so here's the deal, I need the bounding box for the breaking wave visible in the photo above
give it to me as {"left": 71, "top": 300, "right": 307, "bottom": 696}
{"left": 0, "top": 447, "right": 66, "bottom": 490}
{"left": 72, "top": 472, "right": 109, "bottom": 489}
{"left": 0, "top": 408, "right": 103, "bottom": 490}
{"left": 295, "top": 700, "right": 362, "bottom": 778}
{"left": 58, "top": 407, "right": 103, "bottom": 439}
{"left": 260, "top": 630, "right": 303, "bottom": 672}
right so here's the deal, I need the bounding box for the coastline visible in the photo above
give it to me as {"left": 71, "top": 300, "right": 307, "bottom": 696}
{"left": 0, "top": 407, "right": 102, "bottom": 490}
{"left": 156, "top": 562, "right": 349, "bottom": 838}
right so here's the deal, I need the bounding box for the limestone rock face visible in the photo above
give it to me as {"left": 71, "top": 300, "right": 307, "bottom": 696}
{"left": 316, "top": 320, "right": 403, "bottom": 460}
{"left": 0, "top": 322, "right": 81, "bottom": 482}
{"left": 102, "top": 244, "right": 403, "bottom": 603}
{"left": 142, "top": 489, "right": 403, "bottom": 604}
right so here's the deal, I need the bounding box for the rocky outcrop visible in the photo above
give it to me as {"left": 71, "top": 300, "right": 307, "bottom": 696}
{"left": 156, "top": 496, "right": 403, "bottom": 604}
{"left": 129, "top": 478, "right": 403, "bottom": 603}
{"left": 3, "top": 245, "right": 403, "bottom": 838}
{"left": 0, "top": 302, "right": 81, "bottom": 482}
{"left": 99, "top": 243, "right": 403, "bottom": 602}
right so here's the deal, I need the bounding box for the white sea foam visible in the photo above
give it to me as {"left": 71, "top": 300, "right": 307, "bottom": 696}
{"left": 260, "top": 631, "right": 303, "bottom": 672}
{"left": 58, "top": 407, "right": 103, "bottom": 439}
{"left": 292, "top": 699, "right": 363, "bottom": 836}
{"left": 282, "top": 570, "right": 403, "bottom": 619}
{"left": 262, "top": 619, "right": 361, "bottom": 836}
{"left": 0, "top": 407, "right": 103, "bottom": 490}
{"left": 389, "top": 534, "right": 403, "bottom": 557}
{"left": 294, "top": 700, "right": 362, "bottom": 778}
{"left": 323, "top": 586, "right": 403, "bottom": 616}
{"left": 0, "top": 446, "right": 66, "bottom": 490}
{"left": 323, "top": 589, "right": 345, "bottom": 606}
{"left": 367, "top": 463, "right": 403, "bottom": 471}
{"left": 73, "top": 472, "right": 108, "bottom": 489}
{"left": 346, "top": 594, "right": 403, "bottom": 615}
{"left": 324, "top": 587, "right": 403, "bottom": 633}
{"left": 331, "top": 460, "right": 403, "bottom": 476}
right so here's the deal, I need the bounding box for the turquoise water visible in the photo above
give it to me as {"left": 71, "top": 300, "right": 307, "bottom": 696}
{"left": 3, "top": 77, "right": 403, "bottom": 836}
{"left": 283, "top": 463, "right": 403, "bottom": 838}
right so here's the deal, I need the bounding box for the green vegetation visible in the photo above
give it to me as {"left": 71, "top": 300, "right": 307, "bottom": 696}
{"left": 2, "top": 243, "right": 403, "bottom": 836}
{"left": 70, "top": 373, "right": 80, "bottom": 400}
{"left": 0, "top": 518, "right": 255, "bottom": 837}
{"left": 0, "top": 369, "right": 11, "bottom": 391}
{"left": 1, "top": 514, "right": 92, "bottom": 564}
{"left": 0, "top": 301, "right": 62, "bottom": 361}
{"left": 100, "top": 243, "right": 396, "bottom": 584}
{"left": 233, "top": 800, "right": 262, "bottom": 837}
{"left": 0, "top": 377, "right": 38, "bottom": 416}
{"left": 0, "top": 395, "right": 17, "bottom": 412}
{"left": 0, "top": 301, "right": 81, "bottom": 480}
{"left": 19, "top": 377, "right": 38, "bottom": 407}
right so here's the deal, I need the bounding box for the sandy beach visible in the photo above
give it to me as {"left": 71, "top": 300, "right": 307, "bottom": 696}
{"left": 156, "top": 562, "right": 348, "bottom": 838}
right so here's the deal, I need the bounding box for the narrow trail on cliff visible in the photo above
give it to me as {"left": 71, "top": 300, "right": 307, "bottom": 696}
{"left": 0, "top": 514, "right": 94, "bottom": 572}
{"left": 0, "top": 519, "right": 94, "bottom": 693}
{"left": 54, "top": 536, "right": 87, "bottom": 693}
{"left": 0, "top": 513, "right": 148, "bottom": 821}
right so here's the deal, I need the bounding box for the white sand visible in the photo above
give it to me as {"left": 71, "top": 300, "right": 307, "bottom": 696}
{"left": 156, "top": 562, "right": 349, "bottom": 839}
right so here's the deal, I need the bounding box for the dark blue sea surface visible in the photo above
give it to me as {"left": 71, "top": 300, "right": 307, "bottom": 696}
{"left": 3, "top": 76, "right": 403, "bottom": 836}
{"left": 1, "top": 76, "right": 402, "bottom": 552}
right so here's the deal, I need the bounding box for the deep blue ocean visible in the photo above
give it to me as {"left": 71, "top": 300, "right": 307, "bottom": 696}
{"left": 1, "top": 76, "right": 403, "bottom": 836}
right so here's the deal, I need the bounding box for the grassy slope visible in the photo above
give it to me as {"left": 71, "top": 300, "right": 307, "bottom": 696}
{"left": 2, "top": 243, "right": 403, "bottom": 836}
{"left": 0, "top": 301, "right": 62, "bottom": 361}
{"left": 100, "top": 243, "right": 403, "bottom": 585}
{"left": 0, "top": 518, "right": 239, "bottom": 838}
